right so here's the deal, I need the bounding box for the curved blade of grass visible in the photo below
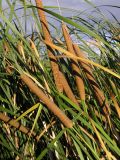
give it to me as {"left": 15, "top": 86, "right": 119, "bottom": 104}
{"left": 5, "top": 0, "right": 16, "bottom": 34}
{"left": 90, "top": 119, "right": 117, "bottom": 160}
{"left": 15, "top": 103, "right": 40, "bottom": 122}
{"left": 0, "top": 11, "right": 30, "bottom": 47}
{"left": 92, "top": 120, "right": 120, "bottom": 155}
{"left": 36, "top": 128, "right": 66, "bottom": 160}
{"left": 0, "top": 95, "right": 10, "bottom": 104}
{"left": 0, "top": 134, "right": 20, "bottom": 156}
{"left": 28, "top": 103, "right": 43, "bottom": 140}
{"left": 0, "top": 82, "right": 15, "bottom": 109}
{"left": 69, "top": 130, "right": 97, "bottom": 160}
{"left": 72, "top": 128, "right": 100, "bottom": 160}
{"left": 73, "top": 139, "right": 85, "bottom": 160}
{"left": 0, "top": 106, "right": 15, "bottom": 115}
{"left": 59, "top": 92, "right": 80, "bottom": 111}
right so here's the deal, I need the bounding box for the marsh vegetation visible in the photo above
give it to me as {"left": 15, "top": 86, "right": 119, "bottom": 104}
{"left": 0, "top": 0, "right": 120, "bottom": 159}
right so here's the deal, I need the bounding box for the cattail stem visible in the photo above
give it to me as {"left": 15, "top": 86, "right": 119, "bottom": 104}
{"left": 59, "top": 72, "right": 79, "bottom": 106}
{"left": 62, "top": 23, "right": 85, "bottom": 101}
{"left": 20, "top": 74, "right": 73, "bottom": 128}
{"left": 0, "top": 112, "right": 38, "bottom": 140}
{"left": 35, "top": 0, "right": 63, "bottom": 92}
{"left": 73, "top": 43, "right": 110, "bottom": 115}
{"left": 35, "top": 0, "right": 79, "bottom": 104}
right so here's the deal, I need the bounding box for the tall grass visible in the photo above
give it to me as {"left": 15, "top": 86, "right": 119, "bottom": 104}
{"left": 0, "top": 0, "right": 120, "bottom": 159}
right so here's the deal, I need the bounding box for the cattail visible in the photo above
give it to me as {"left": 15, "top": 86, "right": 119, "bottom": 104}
{"left": 62, "top": 23, "right": 85, "bottom": 101}
{"left": 0, "top": 113, "right": 37, "bottom": 139}
{"left": 35, "top": 0, "right": 63, "bottom": 92}
{"left": 20, "top": 74, "right": 73, "bottom": 128}
{"left": 59, "top": 72, "right": 79, "bottom": 106}
{"left": 73, "top": 43, "right": 110, "bottom": 115}
{"left": 35, "top": 0, "right": 79, "bottom": 105}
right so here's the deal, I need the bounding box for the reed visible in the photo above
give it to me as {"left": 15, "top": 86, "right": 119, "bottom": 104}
{"left": 73, "top": 43, "right": 110, "bottom": 115}
{"left": 59, "top": 72, "right": 79, "bottom": 105}
{"left": 35, "top": 0, "right": 63, "bottom": 92}
{"left": 0, "top": 112, "right": 38, "bottom": 140}
{"left": 62, "top": 23, "right": 85, "bottom": 101}
{"left": 20, "top": 73, "right": 73, "bottom": 128}
{"left": 0, "top": 0, "right": 120, "bottom": 159}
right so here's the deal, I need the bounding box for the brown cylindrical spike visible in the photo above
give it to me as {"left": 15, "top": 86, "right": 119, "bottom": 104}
{"left": 0, "top": 113, "right": 37, "bottom": 138}
{"left": 35, "top": 0, "right": 63, "bottom": 92}
{"left": 62, "top": 23, "right": 85, "bottom": 101}
{"left": 20, "top": 74, "right": 73, "bottom": 128}
{"left": 60, "top": 72, "right": 79, "bottom": 106}
{"left": 73, "top": 43, "right": 110, "bottom": 115}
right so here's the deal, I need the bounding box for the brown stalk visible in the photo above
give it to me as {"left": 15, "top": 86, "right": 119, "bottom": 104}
{"left": 35, "top": 0, "right": 63, "bottom": 92}
{"left": 73, "top": 43, "right": 110, "bottom": 115}
{"left": 59, "top": 72, "right": 79, "bottom": 106}
{"left": 35, "top": 0, "right": 78, "bottom": 105}
{"left": 0, "top": 112, "right": 38, "bottom": 140}
{"left": 62, "top": 23, "right": 85, "bottom": 101}
{"left": 20, "top": 74, "right": 73, "bottom": 128}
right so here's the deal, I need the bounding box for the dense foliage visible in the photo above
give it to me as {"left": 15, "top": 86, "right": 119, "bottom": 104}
{"left": 0, "top": 0, "right": 120, "bottom": 159}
